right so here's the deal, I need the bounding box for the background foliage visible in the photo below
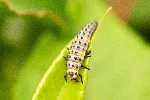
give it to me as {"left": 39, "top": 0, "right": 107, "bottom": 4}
{"left": 0, "top": 0, "right": 150, "bottom": 100}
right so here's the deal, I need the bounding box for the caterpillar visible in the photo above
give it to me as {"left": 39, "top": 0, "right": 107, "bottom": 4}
{"left": 64, "top": 21, "right": 97, "bottom": 84}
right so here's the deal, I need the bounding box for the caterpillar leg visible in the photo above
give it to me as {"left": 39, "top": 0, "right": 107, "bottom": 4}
{"left": 85, "top": 55, "right": 91, "bottom": 57}
{"left": 85, "top": 50, "right": 91, "bottom": 58}
{"left": 81, "top": 65, "right": 90, "bottom": 70}
{"left": 64, "top": 74, "right": 67, "bottom": 82}
{"left": 63, "top": 56, "right": 68, "bottom": 61}
{"left": 66, "top": 47, "right": 70, "bottom": 52}
{"left": 79, "top": 74, "right": 83, "bottom": 84}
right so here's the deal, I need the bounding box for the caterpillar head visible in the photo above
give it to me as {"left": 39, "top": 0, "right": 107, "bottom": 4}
{"left": 67, "top": 69, "right": 79, "bottom": 83}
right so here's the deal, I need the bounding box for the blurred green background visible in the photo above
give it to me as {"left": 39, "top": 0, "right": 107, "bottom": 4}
{"left": 0, "top": 0, "right": 150, "bottom": 100}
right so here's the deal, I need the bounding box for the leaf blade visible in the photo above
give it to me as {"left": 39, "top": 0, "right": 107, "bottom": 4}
{"left": 32, "top": 37, "right": 91, "bottom": 100}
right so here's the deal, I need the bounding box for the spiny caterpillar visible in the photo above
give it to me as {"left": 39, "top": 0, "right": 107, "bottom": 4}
{"left": 64, "top": 21, "right": 97, "bottom": 84}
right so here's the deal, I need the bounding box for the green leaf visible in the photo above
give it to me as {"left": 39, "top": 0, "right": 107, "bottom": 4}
{"left": 6, "top": 1, "right": 106, "bottom": 100}
{"left": 85, "top": 13, "right": 150, "bottom": 100}
{"left": 1, "top": 0, "right": 150, "bottom": 100}
{"left": 32, "top": 7, "right": 111, "bottom": 100}
{"left": 31, "top": 39, "right": 90, "bottom": 100}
